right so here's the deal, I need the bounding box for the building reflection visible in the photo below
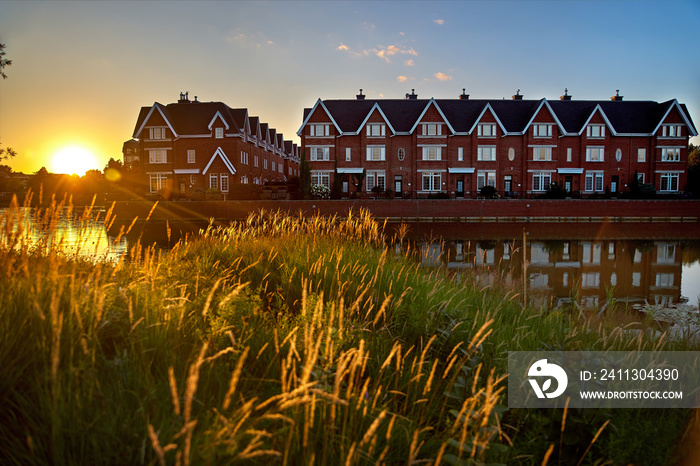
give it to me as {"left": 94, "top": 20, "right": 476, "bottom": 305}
{"left": 413, "top": 237, "right": 686, "bottom": 309}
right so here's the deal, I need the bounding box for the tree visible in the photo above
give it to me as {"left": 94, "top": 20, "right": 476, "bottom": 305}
{"left": 0, "top": 42, "right": 11, "bottom": 79}
{"left": 298, "top": 154, "right": 312, "bottom": 199}
{"left": 686, "top": 143, "right": 700, "bottom": 197}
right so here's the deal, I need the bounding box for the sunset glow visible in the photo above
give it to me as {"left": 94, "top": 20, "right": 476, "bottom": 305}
{"left": 50, "top": 146, "right": 99, "bottom": 176}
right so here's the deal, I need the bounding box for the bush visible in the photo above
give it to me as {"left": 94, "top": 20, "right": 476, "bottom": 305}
{"left": 310, "top": 184, "right": 330, "bottom": 199}
{"left": 479, "top": 185, "right": 499, "bottom": 199}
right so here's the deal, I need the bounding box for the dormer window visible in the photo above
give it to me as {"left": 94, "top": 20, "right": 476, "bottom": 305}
{"left": 477, "top": 123, "right": 496, "bottom": 138}
{"left": 309, "top": 124, "right": 330, "bottom": 136}
{"left": 366, "top": 124, "right": 386, "bottom": 137}
{"left": 533, "top": 124, "right": 552, "bottom": 138}
{"left": 149, "top": 127, "right": 167, "bottom": 140}
{"left": 215, "top": 127, "right": 224, "bottom": 139}
{"left": 661, "top": 125, "right": 683, "bottom": 138}
{"left": 422, "top": 123, "right": 442, "bottom": 136}
{"left": 586, "top": 125, "right": 605, "bottom": 139}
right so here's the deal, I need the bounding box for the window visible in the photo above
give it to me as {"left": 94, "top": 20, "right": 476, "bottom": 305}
{"left": 477, "top": 146, "right": 496, "bottom": 161}
{"left": 398, "top": 148, "right": 406, "bottom": 161}
{"left": 636, "top": 172, "right": 645, "bottom": 184}
{"left": 310, "top": 171, "right": 330, "bottom": 188}
{"left": 655, "top": 273, "right": 674, "bottom": 288}
{"left": 632, "top": 272, "right": 641, "bottom": 287}
{"left": 660, "top": 172, "right": 680, "bottom": 192}
{"left": 215, "top": 127, "right": 224, "bottom": 139}
{"left": 586, "top": 147, "right": 604, "bottom": 162}
{"left": 263, "top": 158, "right": 268, "bottom": 170}
{"left": 254, "top": 155, "right": 259, "bottom": 167}
{"left": 566, "top": 148, "right": 572, "bottom": 162}
{"left": 508, "top": 147, "right": 515, "bottom": 161}
{"left": 309, "top": 124, "right": 330, "bottom": 136}
{"left": 366, "top": 124, "right": 385, "bottom": 137}
{"left": 279, "top": 163, "right": 283, "bottom": 173}
{"left": 477, "top": 171, "right": 496, "bottom": 190}
{"left": 661, "top": 148, "right": 681, "bottom": 162}
{"left": 585, "top": 171, "right": 604, "bottom": 192}
{"left": 189, "top": 174, "right": 196, "bottom": 185}
{"left": 345, "top": 147, "right": 351, "bottom": 162}
{"left": 240, "top": 175, "right": 248, "bottom": 184}
{"left": 220, "top": 174, "right": 229, "bottom": 192}
{"left": 533, "top": 124, "right": 552, "bottom": 137}
{"left": 662, "top": 125, "right": 682, "bottom": 138}
{"left": 582, "top": 242, "right": 602, "bottom": 264}
{"left": 532, "top": 172, "right": 552, "bottom": 191}
{"left": 366, "top": 146, "right": 386, "bottom": 161}
{"left": 149, "top": 149, "right": 167, "bottom": 164}
{"left": 240, "top": 151, "right": 249, "bottom": 165}
{"left": 582, "top": 272, "right": 600, "bottom": 288}
{"left": 586, "top": 125, "right": 605, "bottom": 138}
{"left": 149, "top": 127, "right": 167, "bottom": 140}
{"left": 272, "top": 161, "right": 276, "bottom": 172}
{"left": 422, "top": 124, "right": 442, "bottom": 136}
{"left": 637, "top": 148, "right": 646, "bottom": 162}
{"left": 422, "top": 172, "right": 441, "bottom": 191}
{"left": 615, "top": 149, "right": 622, "bottom": 162}
{"left": 421, "top": 146, "right": 441, "bottom": 161}
{"left": 532, "top": 147, "right": 552, "bottom": 161}
{"left": 209, "top": 173, "right": 219, "bottom": 190}
{"left": 657, "top": 243, "right": 676, "bottom": 264}
{"left": 149, "top": 174, "right": 167, "bottom": 193}
{"left": 310, "top": 147, "right": 330, "bottom": 161}
{"left": 478, "top": 123, "right": 496, "bottom": 137}
{"left": 366, "top": 171, "right": 386, "bottom": 191}
{"left": 458, "top": 147, "right": 463, "bottom": 162}
{"left": 187, "top": 150, "right": 195, "bottom": 164}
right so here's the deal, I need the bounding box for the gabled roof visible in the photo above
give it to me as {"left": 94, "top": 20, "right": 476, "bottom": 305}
{"left": 133, "top": 101, "right": 248, "bottom": 138}
{"left": 301, "top": 96, "right": 697, "bottom": 138}
{"left": 202, "top": 147, "right": 236, "bottom": 175}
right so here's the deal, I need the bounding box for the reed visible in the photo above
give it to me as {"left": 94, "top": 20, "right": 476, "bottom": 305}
{"left": 0, "top": 200, "right": 696, "bottom": 465}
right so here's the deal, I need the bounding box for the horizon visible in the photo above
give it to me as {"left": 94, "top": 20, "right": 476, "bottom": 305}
{"left": 1, "top": 0, "right": 699, "bottom": 175}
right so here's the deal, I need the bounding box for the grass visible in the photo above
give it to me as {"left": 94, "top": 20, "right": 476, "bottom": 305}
{"left": 0, "top": 196, "right": 698, "bottom": 465}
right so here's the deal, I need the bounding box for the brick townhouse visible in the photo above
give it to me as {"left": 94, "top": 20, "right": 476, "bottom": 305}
{"left": 298, "top": 89, "right": 697, "bottom": 198}
{"left": 128, "top": 93, "right": 300, "bottom": 198}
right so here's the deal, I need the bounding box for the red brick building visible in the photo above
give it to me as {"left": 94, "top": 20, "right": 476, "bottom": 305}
{"left": 127, "top": 93, "right": 300, "bottom": 198}
{"left": 298, "top": 89, "right": 697, "bottom": 198}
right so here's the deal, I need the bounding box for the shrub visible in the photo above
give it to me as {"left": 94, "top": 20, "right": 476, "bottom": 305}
{"left": 310, "top": 184, "right": 330, "bottom": 199}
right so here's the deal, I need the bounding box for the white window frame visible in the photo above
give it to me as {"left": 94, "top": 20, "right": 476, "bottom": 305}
{"left": 636, "top": 172, "right": 645, "bottom": 184}
{"left": 366, "top": 170, "right": 386, "bottom": 192}
{"left": 149, "top": 127, "right": 167, "bottom": 140}
{"left": 149, "top": 149, "right": 167, "bottom": 164}
{"left": 398, "top": 148, "right": 406, "bottom": 161}
{"left": 272, "top": 160, "right": 276, "bottom": 172}
{"left": 661, "top": 147, "right": 681, "bottom": 162}
{"left": 310, "top": 171, "right": 331, "bottom": 188}
{"left": 586, "top": 147, "right": 604, "bottom": 162}
{"left": 477, "top": 170, "right": 496, "bottom": 190}
{"left": 477, "top": 146, "right": 496, "bottom": 161}
{"left": 637, "top": 148, "right": 646, "bottom": 162}
{"left": 209, "top": 173, "right": 219, "bottom": 190}
{"left": 586, "top": 125, "right": 605, "bottom": 139}
{"left": 422, "top": 171, "right": 441, "bottom": 191}
{"left": 661, "top": 125, "right": 683, "bottom": 138}
{"left": 345, "top": 147, "right": 351, "bottom": 162}
{"left": 254, "top": 155, "right": 259, "bottom": 167}
{"left": 366, "top": 146, "right": 386, "bottom": 161}
{"left": 309, "top": 124, "right": 330, "bottom": 136}
{"left": 366, "top": 124, "right": 386, "bottom": 137}
{"left": 421, "top": 146, "right": 441, "bottom": 161}
{"left": 477, "top": 123, "right": 497, "bottom": 138}
{"left": 220, "top": 174, "right": 229, "bottom": 192}
{"left": 533, "top": 124, "right": 552, "bottom": 138}
{"left": 309, "top": 147, "right": 330, "bottom": 161}
{"left": 189, "top": 174, "right": 196, "bottom": 185}
{"left": 422, "top": 123, "right": 442, "bottom": 136}
{"left": 187, "top": 149, "right": 196, "bottom": 164}
{"left": 215, "top": 127, "right": 224, "bottom": 139}
{"left": 566, "top": 148, "right": 572, "bottom": 162}
{"left": 659, "top": 172, "right": 680, "bottom": 192}
{"left": 584, "top": 171, "right": 604, "bottom": 192}
{"left": 532, "top": 171, "right": 552, "bottom": 192}
{"left": 458, "top": 147, "right": 463, "bottom": 161}
{"left": 532, "top": 147, "right": 552, "bottom": 161}
{"left": 149, "top": 174, "right": 167, "bottom": 193}
{"left": 240, "top": 151, "right": 249, "bottom": 165}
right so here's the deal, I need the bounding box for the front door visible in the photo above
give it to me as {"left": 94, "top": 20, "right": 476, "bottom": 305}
{"left": 564, "top": 176, "right": 573, "bottom": 194}
{"left": 611, "top": 176, "right": 619, "bottom": 195}
{"left": 503, "top": 176, "right": 512, "bottom": 196}
{"left": 179, "top": 182, "right": 186, "bottom": 198}
{"left": 456, "top": 178, "right": 464, "bottom": 197}
{"left": 394, "top": 176, "right": 403, "bottom": 198}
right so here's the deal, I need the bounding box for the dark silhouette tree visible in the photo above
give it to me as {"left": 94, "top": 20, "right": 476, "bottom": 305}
{"left": 0, "top": 43, "right": 15, "bottom": 161}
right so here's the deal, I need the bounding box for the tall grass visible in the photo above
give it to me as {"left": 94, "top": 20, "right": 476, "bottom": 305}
{"left": 0, "top": 201, "right": 697, "bottom": 465}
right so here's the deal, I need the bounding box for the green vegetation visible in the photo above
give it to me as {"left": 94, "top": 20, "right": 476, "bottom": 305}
{"left": 1, "top": 198, "right": 698, "bottom": 465}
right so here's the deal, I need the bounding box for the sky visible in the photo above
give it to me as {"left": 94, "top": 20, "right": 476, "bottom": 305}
{"left": 1, "top": 0, "right": 699, "bottom": 175}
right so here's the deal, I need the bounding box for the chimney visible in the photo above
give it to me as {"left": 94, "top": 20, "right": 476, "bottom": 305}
{"left": 512, "top": 89, "right": 523, "bottom": 101}
{"left": 356, "top": 89, "right": 365, "bottom": 100}
{"left": 406, "top": 89, "right": 418, "bottom": 100}
{"left": 459, "top": 88, "right": 469, "bottom": 100}
{"left": 560, "top": 88, "right": 572, "bottom": 101}
{"left": 611, "top": 90, "right": 623, "bottom": 101}
{"left": 178, "top": 91, "right": 190, "bottom": 103}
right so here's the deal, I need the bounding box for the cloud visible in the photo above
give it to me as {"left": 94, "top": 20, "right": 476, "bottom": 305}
{"left": 337, "top": 44, "right": 350, "bottom": 51}
{"left": 434, "top": 19, "right": 445, "bottom": 25}
{"left": 372, "top": 44, "right": 418, "bottom": 63}
{"left": 434, "top": 72, "right": 453, "bottom": 81}
{"left": 397, "top": 75, "right": 408, "bottom": 83}
{"left": 404, "top": 59, "right": 415, "bottom": 67}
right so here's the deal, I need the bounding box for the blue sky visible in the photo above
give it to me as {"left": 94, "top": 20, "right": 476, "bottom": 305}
{"left": 1, "top": 0, "right": 698, "bottom": 174}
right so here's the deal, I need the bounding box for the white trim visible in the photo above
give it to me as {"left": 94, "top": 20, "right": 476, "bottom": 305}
{"left": 296, "top": 99, "right": 343, "bottom": 136}
{"left": 336, "top": 168, "right": 364, "bottom": 174}
{"left": 202, "top": 147, "right": 236, "bottom": 175}
{"left": 578, "top": 105, "right": 616, "bottom": 137}
{"left": 521, "top": 99, "right": 567, "bottom": 136}
{"left": 652, "top": 100, "right": 699, "bottom": 137}
{"left": 173, "top": 169, "right": 200, "bottom": 174}
{"left": 134, "top": 103, "right": 178, "bottom": 139}
{"left": 208, "top": 111, "right": 230, "bottom": 131}
{"left": 356, "top": 103, "right": 397, "bottom": 135}
{"left": 145, "top": 171, "right": 173, "bottom": 175}
{"left": 557, "top": 168, "right": 584, "bottom": 174}
{"left": 409, "top": 98, "right": 456, "bottom": 135}
{"left": 527, "top": 169, "right": 556, "bottom": 173}
{"left": 467, "top": 103, "right": 508, "bottom": 137}
{"left": 448, "top": 167, "right": 475, "bottom": 174}
{"left": 417, "top": 169, "right": 447, "bottom": 173}
{"left": 654, "top": 170, "right": 685, "bottom": 174}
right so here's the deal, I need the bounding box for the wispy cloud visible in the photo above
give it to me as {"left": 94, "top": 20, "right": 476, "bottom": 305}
{"left": 337, "top": 43, "right": 349, "bottom": 51}
{"left": 434, "top": 72, "right": 453, "bottom": 81}
{"left": 404, "top": 59, "right": 415, "bottom": 67}
{"left": 374, "top": 44, "right": 418, "bottom": 63}
{"left": 434, "top": 19, "right": 445, "bottom": 25}
{"left": 397, "top": 75, "right": 408, "bottom": 83}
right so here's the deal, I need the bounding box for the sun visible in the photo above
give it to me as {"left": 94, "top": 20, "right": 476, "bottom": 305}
{"left": 51, "top": 146, "right": 99, "bottom": 176}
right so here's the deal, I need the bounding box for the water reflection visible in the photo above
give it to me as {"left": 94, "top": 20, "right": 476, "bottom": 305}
{"left": 406, "top": 233, "right": 698, "bottom": 310}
